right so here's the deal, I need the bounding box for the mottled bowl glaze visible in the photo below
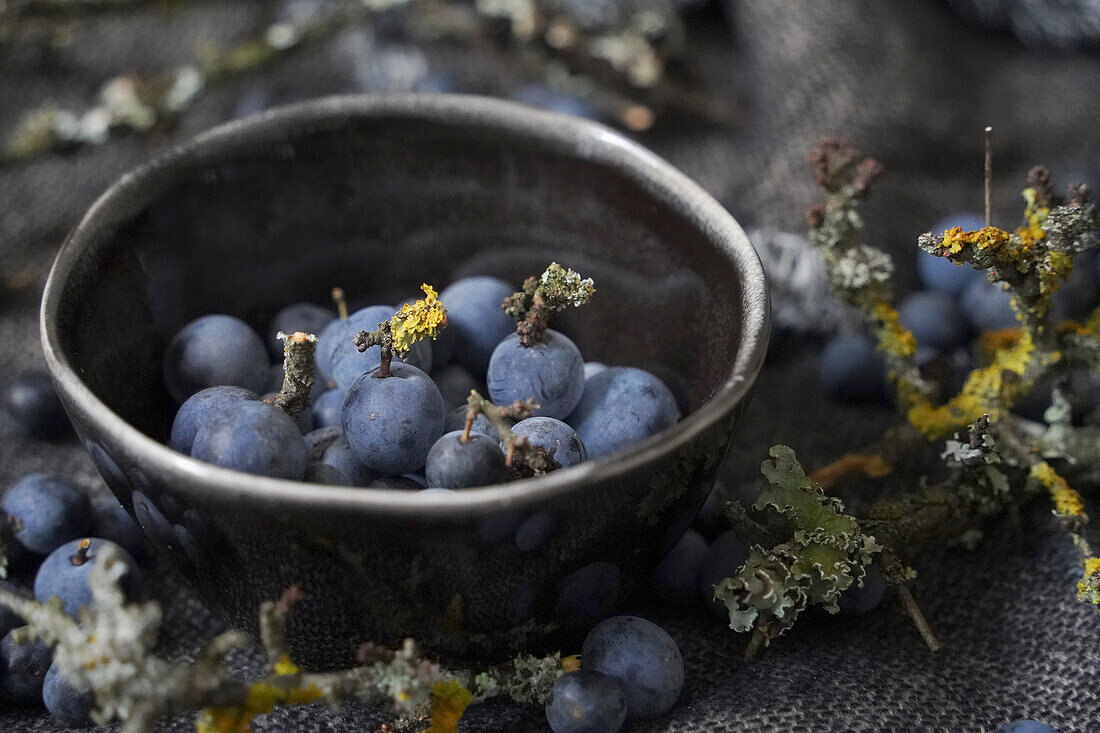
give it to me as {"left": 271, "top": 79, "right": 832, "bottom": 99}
{"left": 41, "top": 95, "right": 769, "bottom": 667}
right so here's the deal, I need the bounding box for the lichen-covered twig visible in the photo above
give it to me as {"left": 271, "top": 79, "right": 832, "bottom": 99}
{"left": 463, "top": 390, "right": 560, "bottom": 476}
{"left": 352, "top": 284, "right": 447, "bottom": 378}
{"left": 502, "top": 262, "right": 594, "bottom": 346}
{"left": 270, "top": 332, "right": 317, "bottom": 418}
{"left": 0, "top": 544, "right": 570, "bottom": 732}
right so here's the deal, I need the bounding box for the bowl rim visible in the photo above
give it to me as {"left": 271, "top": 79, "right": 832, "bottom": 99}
{"left": 40, "top": 93, "right": 770, "bottom": 519}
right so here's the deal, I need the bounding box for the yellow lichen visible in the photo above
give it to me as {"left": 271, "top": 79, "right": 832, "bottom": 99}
{"left": 422, "top": 679, "right": 473, "bottom": 733}
{"left": 978, "top": 327, "right": 1023, "bottom": 358}
{"left": 197, "top": 679, "right": 323, "bottom": 733}
{"left": 1030, "top": 462, "right": 1085, "bottom": 518}
{"left": 1015, "top": 188, "right": 1049, "bottom": 247}
{"left": 872, "top": 302, "right": 916, "bottom": 359}
{"left": 391, "top": 284, "right": 448, "bottom": 354}
{"left": 940, "top": 226, "right": 1011, "bottom": 256}
{"left": 561, "top": 655, "right": 581, "bottom": 673}
{"left": 908, "top": 330, "right": 1045, "bottom": 439}
{"left": 273, "top": 653, "right": 299, "bottom": 676}
{"left": 1076, "top": 558, "right": 1100, "bottom": 606}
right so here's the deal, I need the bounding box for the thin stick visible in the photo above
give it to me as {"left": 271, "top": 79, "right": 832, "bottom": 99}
{"left": 743, "top": 625, "right": 768, "bottom": 661}
{"left": 984, "top": 126, "right": 993, "bottom": 227}
{"left": 332, "top": 287, "right": 348, "bottom": 321}
{"left": 896, "top": 585, "right": 942, "bottom": 651}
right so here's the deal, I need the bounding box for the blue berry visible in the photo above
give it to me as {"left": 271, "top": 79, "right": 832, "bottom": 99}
{"left": 2, "top": 372, "right": 68, "bottom": 439}
{"left": 554, "top": 562, "right": 622, "bottom": 629}
{"left": 331, "top": 333, "right": 432, "bottom": 391}
{"left": 43, "top": 662, "right": 94, "bottom": 725}
{"left": 488, "top": 330, "right": 585, "bottom": 419}
{"left": 302, "top": 425, "right": 344, "bottom": 463}
{"left": 431, "top": 364, "right": 480, "bottom": 409}
{"left": 961, "top": 278, "right": 1019, "bottom": 332}
{"left": 169, "top": 386, "right": 260, "bottom": 454}
{"left": 698, "top": 529, "right": 750, "bottom": 615}
{"left": 897, "top": 291, "right": 968, "bottom": 350}
{"left": 425, "top": 431, "right": 509, "bottom": 488}
{"left": 311, "top": 388, "right": 346, "bottom": 429}
{"left": 582, "top": 615, "right": 684, "bottom": 721}
{"left": 996, "top": 722, "right": 1058, "bottom": 733}
{"left": 838, "top": 564, "right": 886, "bottom": 614}
{"left": 2, "top": 474, "right": 91, "bottom": 555}
{"left": 0, "top": 631, "right": 50, "bottom": 704}
{"left": 314, "top": 305, "right": 392, "bottom": 383}
{"left": 545, "top": 669, "right": 627, "bottom": 733}
{"left": 35, "top": 538, "right": 138, "bottom": 616}
{"left": 163, "top": 315, "right": 269, "bottom": 404}
{"left": 369, "top": 475, "right": 424, "bottom": 490}
{"left": 304, "top": 462, "right": 350, "bottom": 485}
{"left": 567, "top": 367, "right": 680, "bottom": 459}
{"left": 342, "top": 363, "right": 446, "bottom": 474}
{"left": 191, "top": 401, "right": 307, "bottom": 480}
{"left": 511, "top": 417, "right": 587, "bottom": 468}
{"left": 320, "top": 438, "right": 379, "bottom": 487}
{"left": 91, "top": 496, "right": 147, "bottom": 561}
{"left": 413, "top": 71, "right": 459, "bottom": 94}
{"left": 917, "top": 213, "right": 986, "bottom": 295}
{"left": 439, "top": 276, "right": 516, "bottom": 375}
{"left": 817, "top": 334, "right": 888, "bottom": 403}
{"left": 514, "top": 511, "right": 556, "bottom": 552}
{"left": 583, "top": 362, "right": 607, "bottom": 380}
{"left": 265, "top": 302, "right": 333, "bottom": 356}
{"left": 443, "top": 406, "right": 494, "bottom": 437}
{"left": 652, "top": 528, "right": 707, "bottom": 606}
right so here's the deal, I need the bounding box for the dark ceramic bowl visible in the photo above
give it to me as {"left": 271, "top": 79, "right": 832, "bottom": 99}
{"left": 40, "top": 94, "right": 768, "bottom": 666}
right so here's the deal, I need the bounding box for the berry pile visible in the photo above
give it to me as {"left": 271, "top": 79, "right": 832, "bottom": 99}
{"left": 0, "top": 474, "right": 146, "bottom": 724}
{"left": 545, "top": 615, "right": 684, "bottom": 733}
{"left": 818, "top": 212, "right": 1100, "bottom": 417}
{"left": 163, "top": 265, "right": 681, "bottom": 489}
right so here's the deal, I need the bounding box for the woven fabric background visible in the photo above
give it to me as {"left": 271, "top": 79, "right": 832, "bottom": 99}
{"left": 1, "top": 1, "right": 1098, "bottom": 730}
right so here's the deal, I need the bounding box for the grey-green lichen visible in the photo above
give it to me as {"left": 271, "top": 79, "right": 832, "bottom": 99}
{"left": 713, "top": 446, "right": 880, "bottom": 643}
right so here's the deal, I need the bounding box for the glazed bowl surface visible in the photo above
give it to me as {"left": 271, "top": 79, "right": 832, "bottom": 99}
{"left": 40, "top": 94, "right": 769, "bottom": 665}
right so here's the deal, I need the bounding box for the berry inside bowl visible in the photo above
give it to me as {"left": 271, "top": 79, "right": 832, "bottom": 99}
{"left": 40, "top": 94, "right": 769, "bottom": 666}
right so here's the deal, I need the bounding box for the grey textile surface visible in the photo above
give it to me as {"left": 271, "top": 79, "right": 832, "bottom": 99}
{"left": 1, "top": 0, "right": 1099, "bottom": 730}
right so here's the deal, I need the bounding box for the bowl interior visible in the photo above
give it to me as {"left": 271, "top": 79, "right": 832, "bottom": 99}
{"left": 53, "top": 99, "right": 753, "bottom": 455}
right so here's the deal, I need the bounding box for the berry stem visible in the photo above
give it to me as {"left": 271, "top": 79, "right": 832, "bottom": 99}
{"left": 353, "top": 322, "right": 396, "bottom": 379}
{"left": 502, "top": 263, "right": 595, "bottom": 346}
{"left": 271, "top": 332, "right": 318, "bottom": 417}
{"left": 332, "top": 287, "right": 348, "bottom": 321}
{"left": 70, "top": 538, "right": 91, "bottom": 567}
{"left": 463, "top": 390, "right": 560, "bottom": 475}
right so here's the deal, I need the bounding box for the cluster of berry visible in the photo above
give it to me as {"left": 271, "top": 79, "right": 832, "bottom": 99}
{"left": 0, "top": 474, "right": 146, "bottom": 724}
{"left": 164, "top": 271, "right": 680, "bottom": 489}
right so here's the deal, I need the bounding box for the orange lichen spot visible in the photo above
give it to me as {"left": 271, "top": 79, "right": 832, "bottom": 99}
{"left": 561, "top": 655, "right": 581, "bottom": 673}
{"left": 810, "top": 453, "right": 893, "bottom": 491}
{"left": 978, "top": 327, "right": 1023, "bottom": 358}
{"left": 422, "top": 679, "right": 473, "bottom": 733}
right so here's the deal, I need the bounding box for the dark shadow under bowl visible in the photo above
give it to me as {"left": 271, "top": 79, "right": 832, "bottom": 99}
{"left": 41, "top": 94, "right": 769, "bottom": 666}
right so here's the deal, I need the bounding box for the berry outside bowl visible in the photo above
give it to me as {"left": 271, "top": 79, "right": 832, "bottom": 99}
{"left": 40, "top": 94, "right": 770, "bottom": 667}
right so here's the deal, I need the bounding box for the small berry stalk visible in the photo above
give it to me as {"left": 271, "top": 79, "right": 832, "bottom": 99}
{"left": 270, "top": 331, "right": 317, "bottom": 418}
{"left": 463, "top": 390, "right": 560, "bottom": 476}
{"left": 502, "top": 262, "right": 595, "bottom": 346}
{"left": 353, "top": 284, "right": 447, "bottom": 378}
